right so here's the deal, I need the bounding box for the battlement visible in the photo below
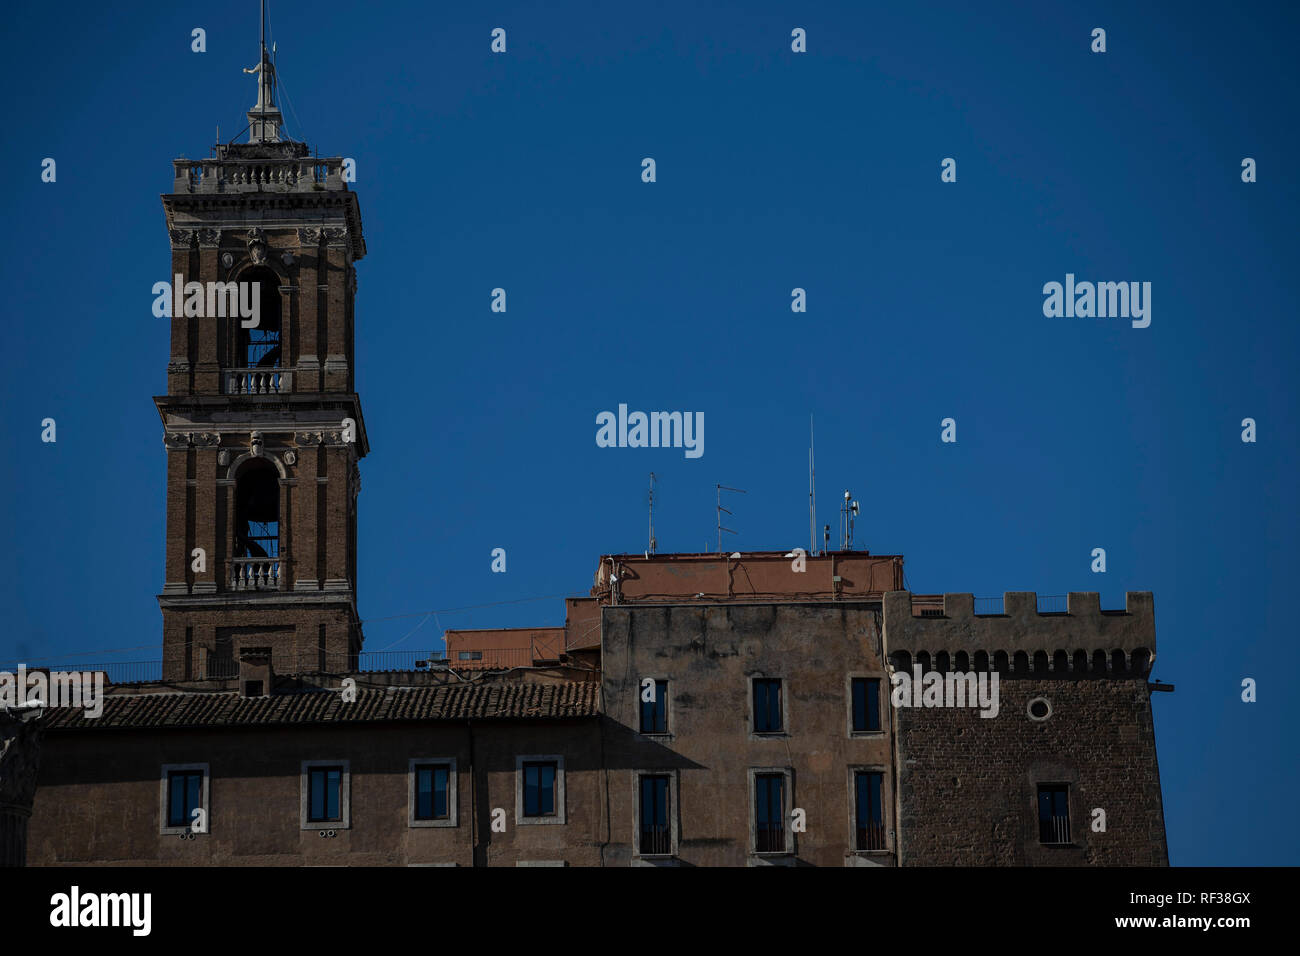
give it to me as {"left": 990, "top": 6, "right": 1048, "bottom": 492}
{"left": 882, "top": 591, "right": 1156, "bottom": 676}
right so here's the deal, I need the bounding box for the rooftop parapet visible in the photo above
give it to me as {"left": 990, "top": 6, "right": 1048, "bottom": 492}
{"left": 171, "top": 150, "right": 349, "bottom": 195}
{"left": 883, "top": 590, "right": 1156, "bottom": 674}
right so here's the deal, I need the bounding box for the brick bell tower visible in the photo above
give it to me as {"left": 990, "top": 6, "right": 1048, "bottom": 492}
{"left": 156, "top": 29, "right": 367, "bottom": 685}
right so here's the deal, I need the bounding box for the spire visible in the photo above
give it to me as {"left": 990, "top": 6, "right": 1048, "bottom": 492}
{"left": 243, "top": 1, "right": 282, "bottom": 143}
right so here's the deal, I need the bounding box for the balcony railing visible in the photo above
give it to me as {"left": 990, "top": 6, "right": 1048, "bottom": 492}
{"left": 225, "top": 368, "right": 292, "bottom": 395}
{"left": 229, "top": 558, "right": 281, "bottom": 590}
{"left": 755, "top": 823, "right": 785, "bottom": 853}
{"left": 173, "top": 157, "right": 345, "bottom": 194}
{"left": 1039, "top": 815, "right": 1071, "bottom": 845}
{"left": 973, "top": 596, "right": 1004, "bottom": 616}
{"left": 639, "top": 825, "right": 672, "bottom": 855}
{"left": 855, "top": 824, "right": 887, "bottom": 851}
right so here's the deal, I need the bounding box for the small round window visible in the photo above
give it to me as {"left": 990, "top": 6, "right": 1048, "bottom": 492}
{"left": 1027, "top": 697, "right": 1052, "bottom": 721}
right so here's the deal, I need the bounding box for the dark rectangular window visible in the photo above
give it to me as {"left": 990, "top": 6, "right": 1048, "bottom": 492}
{"left": 414, "top": 764, "right": 451, "bottom": 821}
{"left": 523, "top": 761, "right": 557, "bottom": 817}
{"left": 639, "top": 679, "right": 668, "bottom": 734}
{"left": 308, "top": 766, "right": 343, "bottom": 823}
{"left": 851, "top": 678, "right": 881, "bottom": 732}
{"left": 639, "top": 775, "right": 671, "bottom": 855}
{"left": 753, "top": 679, "right": 783, "bottom": 733}
{"left": 167, "top": 770, "right": 203, "bottom": 828}
{"left": 754, "top": 773, "right": 785, "bottom": 852}
{"left": 1038, "top": 784, "right": 1070, "bottom": 844}
{"left": 854, "top": 771, "right": 886, "bottom": 850}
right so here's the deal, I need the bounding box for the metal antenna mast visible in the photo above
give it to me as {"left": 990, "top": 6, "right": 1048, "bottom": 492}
{"left": 647, "top": 473, "right": 657, "bottom": 556}
{"left": 716, "top": 484, "right": 747, "bottom": 553}
{"left": 809, "top": 415, "right": 816, "bottom": 556}
{"left": 840, "top": 490, "right": 860, "bottom": 550}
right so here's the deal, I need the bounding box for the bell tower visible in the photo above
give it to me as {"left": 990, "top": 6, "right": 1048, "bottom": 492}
{"left": 156, "top": 22, "right": 368, "bottom": 684}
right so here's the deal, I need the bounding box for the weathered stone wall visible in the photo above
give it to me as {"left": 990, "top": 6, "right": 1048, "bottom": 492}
{"left": 884, "top": 590, "right": 1168, "bottom": 866}
{"left": 600, "top": 602, "right": 894, "bottom": 867}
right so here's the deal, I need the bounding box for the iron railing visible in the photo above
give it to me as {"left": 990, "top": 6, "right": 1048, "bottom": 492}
{"left": 973, "top": 596, "right": 1004, "bottom": 616}
{"left": 1036, "top": 594, "right": 1068, "bottom": 614}
{"left": 1039, "top": 814, "right": 1071, "bottom": 845}
{"left": 855, "top": 824, "right": 887, "bottom": 851}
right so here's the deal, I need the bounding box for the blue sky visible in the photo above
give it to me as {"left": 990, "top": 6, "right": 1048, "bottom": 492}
{"left": 1, "top": 0, "right": 1296, "bottom": 866}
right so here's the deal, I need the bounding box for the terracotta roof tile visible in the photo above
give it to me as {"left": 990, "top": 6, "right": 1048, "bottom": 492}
{"left": 43, "top": 681, "right": 599, "bottom": 731}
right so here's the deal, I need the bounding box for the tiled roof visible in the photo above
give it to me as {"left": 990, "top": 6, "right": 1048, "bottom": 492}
{"left": 44, "top": 681, "right": 600, "bottom": 731}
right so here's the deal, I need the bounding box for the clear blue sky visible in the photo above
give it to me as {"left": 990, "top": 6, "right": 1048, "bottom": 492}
{"left": 1, "top": 1, "right": 1295, "bottom": 866}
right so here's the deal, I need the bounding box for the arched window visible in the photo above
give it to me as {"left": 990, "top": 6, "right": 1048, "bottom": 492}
{"left": 237, "top": 267, "right": 282, "bottom": 369}
{"left": 234, "top": 459, "right": 279, "bottom": 558}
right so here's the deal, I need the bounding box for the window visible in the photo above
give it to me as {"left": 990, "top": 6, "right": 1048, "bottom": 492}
{"left": 515, "top": 755, "right": 566, "bottom": 825}
{"left": 244, "top": 680, "right": 264, "bottom": 697}
{"left": 412, "top": 763, "right": 452, "bottom": 823}
{"left": 754, "top": 772, "right": 786, "bottom": 853}
{"left": 237, "top": 266, "right": 282, "bottom": 369}
{"left": 851, "top": 678, "right": 881, "bottom": 733}
{"left": 456, "top": 651, "right": 482, "bottom": 661}
{"left": 1038, "top": 784, "right": 1071, "bottom": 844}
{"left": 168, "top": 770, "right": 203, "bottom": 828}
{"left": 854, "top": 771, "right": 886, "bottom": 850}
{"left": 639, "top": 679, "right": 668, "bottom": 734}
{"left": 308, "top": 767, "right": 343, "bottom": 822}
{"left": 300, "top": 760, "right": 350, "bottom": 829}
{"left": 638, "top": 775, "right": 672, "bottom": 855}
{"left": 409, "top": 759, "right": 458, "bottom": 828}
{"left": 752, "top": 678, "right": 784, "bottom": 734}
{"left": 233, "top": 458, "right": 280, "bottom": 567}
{"left": 160, "top": 763, "right": 209, "bottom": 835}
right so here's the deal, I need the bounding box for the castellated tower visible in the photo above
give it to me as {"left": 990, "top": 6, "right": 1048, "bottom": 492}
{"left": 155, "top": 46, "right": 368, "bottom": 684}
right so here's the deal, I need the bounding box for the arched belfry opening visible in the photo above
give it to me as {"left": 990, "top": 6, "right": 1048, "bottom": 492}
{"left": 234, "top": 458, "right": 280, "bottom": 558}
{"left": 238, "top": 266, "right": 282, "bottom": 369}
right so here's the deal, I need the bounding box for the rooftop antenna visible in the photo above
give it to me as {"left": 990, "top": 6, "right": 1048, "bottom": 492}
{"left": 824, "top": 523, "right": 831, "bottom": 554}
{"left": 840, "top": 490, "right": 860, "bottom": 550}
{"left": 716, "top": 484, "right": 747, "bottom": 553}
{"left": 647, "top": 473, "right": 657, "bottom": 556}
{"left": 809, "top": 415, "right": 816, "bottom": 556}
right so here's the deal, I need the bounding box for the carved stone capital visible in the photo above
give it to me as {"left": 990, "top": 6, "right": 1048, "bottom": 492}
{"left": 168, "top": 229, "right": 195, "bottom": 251}
{"left": 295, "top": 431, "right": 322, "bottom": 446}
{"left": 297, "top": 227, "right": 321, "bottom": 245}
{"left": 196, "top": 228, "right": 222, "bottom": 248}
{"left": 322, "top": 227, "right": 348, "bottom": 246}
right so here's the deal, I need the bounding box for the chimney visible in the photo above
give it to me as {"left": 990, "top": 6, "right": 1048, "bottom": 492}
{"left": 238, "top": 646, "right": 273, "bottom": 698}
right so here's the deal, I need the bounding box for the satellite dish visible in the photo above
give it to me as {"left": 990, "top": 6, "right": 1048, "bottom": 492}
{"left": 730, "top": 552, "right": 741, "bottom": 560}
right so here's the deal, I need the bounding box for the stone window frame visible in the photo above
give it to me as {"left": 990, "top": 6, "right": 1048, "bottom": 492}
{"left": 748, "top": 765, "right": 795, "bottom": 857}
{"left": 300, "top": 759, "right": 351, "bottom": 830}
{"left": 159, "top": 762, "right": 210, "bottom": 836}
{"left": 631, "top": 769, "right": 679, "bottom": 860}
{"left": 515, "top": 754, "right": 566, "bottom": 826}
{"left": 845, "top": 764, "right": 894, "bottom": 857}
{"left": 637, "top": 675, "right": 673, "bottom": 737}
{"left": 845, "top": 673, "right": 888, "bottom": 738}
{"left": 749, "top": 675, "right": 789, "bottom": 738}
{"left": 407, "top": 757, "right": 458, "bottom": 828}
